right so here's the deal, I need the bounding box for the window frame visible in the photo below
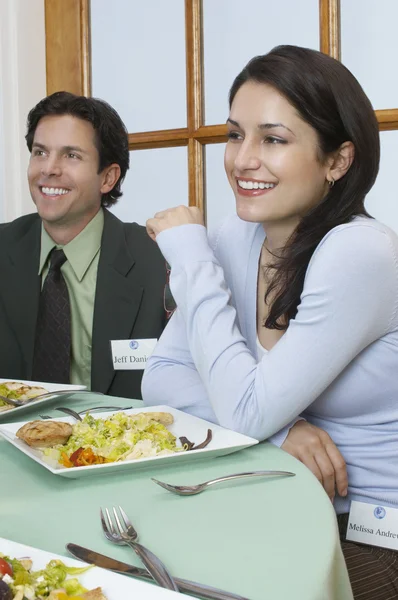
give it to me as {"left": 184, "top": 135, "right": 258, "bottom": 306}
{"left": 44, "top": 0, "right": 398, "bottom": 216}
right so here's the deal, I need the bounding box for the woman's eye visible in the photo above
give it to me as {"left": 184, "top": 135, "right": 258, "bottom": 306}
{"left": 265, "top": 136, "right": 286, "bottom": 145}
{"left": 227, "top": 131, "right": 242, "bottom": 141}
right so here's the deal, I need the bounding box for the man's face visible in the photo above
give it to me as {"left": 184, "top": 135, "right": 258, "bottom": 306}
{"left": 28, "top": 115, "right": 108, "bottom": 236}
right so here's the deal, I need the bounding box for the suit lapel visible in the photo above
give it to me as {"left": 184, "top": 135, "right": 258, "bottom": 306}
{"left": 3, "top": 219, "right": 41, "bottom": 375}
{"left": 91, "top": 211, "right": 143, "bottom": 394}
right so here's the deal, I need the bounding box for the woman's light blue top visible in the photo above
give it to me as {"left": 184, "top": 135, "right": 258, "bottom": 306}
{"left": 142, "top": 215, "right": 398, "bottom": 514}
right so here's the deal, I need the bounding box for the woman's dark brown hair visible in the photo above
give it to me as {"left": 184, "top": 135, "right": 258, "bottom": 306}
{"left": 229, "top": 45, "right": 380, "bottom": 329}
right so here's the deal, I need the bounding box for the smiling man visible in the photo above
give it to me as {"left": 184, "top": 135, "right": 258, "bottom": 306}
{"left": 0, "top": 92, "right": 167, "bottom": 398}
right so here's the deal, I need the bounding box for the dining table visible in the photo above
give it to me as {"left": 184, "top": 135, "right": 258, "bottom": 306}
{"left": 0, "top": 391, "right": 354, "bottom": 600}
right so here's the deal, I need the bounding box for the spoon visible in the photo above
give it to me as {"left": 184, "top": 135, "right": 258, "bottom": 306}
{"left": 151, "top": 470, "right": 296, "bottom": 496}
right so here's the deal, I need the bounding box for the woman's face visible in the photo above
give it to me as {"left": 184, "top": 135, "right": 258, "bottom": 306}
{"left": 224, "top": 81, "right": 331, "bottom": 229}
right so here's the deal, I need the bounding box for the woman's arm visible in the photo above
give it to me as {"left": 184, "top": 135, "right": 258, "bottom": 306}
{"left": 142, "top": 307, "right": 218, "bottom": 423}
{"left": 145, "top": 221, "right": 397, "bottom": 440}
{"left": 143, "top": 307, "right": 302, "bottom": 444}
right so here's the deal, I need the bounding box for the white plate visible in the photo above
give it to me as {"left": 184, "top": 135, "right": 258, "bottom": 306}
{"left": 0, "top": 537, "right": 183, "bottom": 599}
{"left": 0, "top": 405, "right": 258, "bottom": 479}
{"left": 0, "top": 378, "right": 87, "bottom": 421}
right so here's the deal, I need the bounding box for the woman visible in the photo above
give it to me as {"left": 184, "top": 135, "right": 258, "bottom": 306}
{"left": 143, "top": 45, "right": 398, "bottom": 597}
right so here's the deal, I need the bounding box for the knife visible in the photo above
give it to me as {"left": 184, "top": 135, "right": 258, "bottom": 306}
{"left": 66, "top": 543, "right": 250, "bottom": 600}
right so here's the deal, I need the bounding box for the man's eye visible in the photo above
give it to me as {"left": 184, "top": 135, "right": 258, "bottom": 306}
{"left": 68, "top": 153, "right": 80, "bottom": 159}
{"left": 33, "top": 150, "right": 45, "bottom": 156}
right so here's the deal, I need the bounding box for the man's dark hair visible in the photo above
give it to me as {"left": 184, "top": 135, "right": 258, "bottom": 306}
{"left": 25, "top": 91, "right": 130, "bottom": 207}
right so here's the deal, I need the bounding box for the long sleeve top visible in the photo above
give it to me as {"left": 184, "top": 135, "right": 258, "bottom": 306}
{"left": 142, "top": 215, "right": 398, "bottom": 513}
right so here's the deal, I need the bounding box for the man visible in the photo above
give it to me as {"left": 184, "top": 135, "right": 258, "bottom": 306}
{"left": 0, "top": 92, "right": 167, "bottom": 399}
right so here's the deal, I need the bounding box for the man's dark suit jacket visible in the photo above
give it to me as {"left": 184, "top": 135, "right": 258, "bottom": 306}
{"left": 0, "top": 209, "right": 167, "bottom": 399}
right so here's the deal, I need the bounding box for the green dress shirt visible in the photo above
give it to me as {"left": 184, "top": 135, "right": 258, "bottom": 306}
{"left": 38, "top": 209, "right": 104, "bottom": 388}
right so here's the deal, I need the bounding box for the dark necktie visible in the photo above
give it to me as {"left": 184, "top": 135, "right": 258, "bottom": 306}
{"left": 32, "top": 249, "right": 71, "bottom": 384}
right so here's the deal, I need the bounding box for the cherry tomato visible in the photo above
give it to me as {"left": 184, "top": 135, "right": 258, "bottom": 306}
{"left": 0, "top": 558, "right": 12, "bottom": 578}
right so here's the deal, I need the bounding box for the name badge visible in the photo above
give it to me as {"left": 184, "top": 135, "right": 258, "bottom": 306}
{"left": 111, "top": 339, "right": 157, "bottom": 370}
{"left": 347, "top": 500, "right": 398, "bottom": 551}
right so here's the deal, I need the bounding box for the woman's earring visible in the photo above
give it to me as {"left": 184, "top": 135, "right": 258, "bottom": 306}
{"left": 327, "top": 176, "right": 335, "bottom": 188}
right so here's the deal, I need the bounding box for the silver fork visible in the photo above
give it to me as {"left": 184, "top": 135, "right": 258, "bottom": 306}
{"left": 152, "top": 470, "right": 296, "bottom": 496}
{"left": 0, "top": 389, "right": 102, "bottom": 407}
{"left": 39, "top": 406, "right": 132, "bottom": 420}
{"left": 40, "top": 411, "right": 81, "bottom": 421}
{"left": 100, "top": 506, "right": 179, "bottom": 592}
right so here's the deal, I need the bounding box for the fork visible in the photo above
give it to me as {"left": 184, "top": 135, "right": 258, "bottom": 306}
{"left": 39, "top": 406, "right": 132, "bottom": 420}
{"left": 100, "top": 506, "right": 179, "bottom": 592}
{"left": 0, "top": 389, "right": 102, "bottom": 407}
{"left": 152, "top": 470, "right": 296, "bottom": 496}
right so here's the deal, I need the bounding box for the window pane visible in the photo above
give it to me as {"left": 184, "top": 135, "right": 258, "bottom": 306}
{"left": 203, "top": 0, "right": 319, "bottom": 125}
{"left": 365, "top": 130, "right": 398, "bottom": 233}
{"left": 205, "top": 143, "right": 235, "bottom": 230}
{"left": 110, "top": 147, "right": 188, "bottom": 225}
{"left": 91, "top": 0, "right": 187, "bottom": 132}
{"left": 341, "top": 0, "right": 398, "bottom": 110}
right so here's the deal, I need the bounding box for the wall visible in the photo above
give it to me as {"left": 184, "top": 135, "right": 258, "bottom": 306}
{"left": 0, "top": 0, "right": 46, "bottom": 222}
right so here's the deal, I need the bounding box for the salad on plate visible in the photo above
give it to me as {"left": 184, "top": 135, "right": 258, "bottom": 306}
{"left": 16, "top": 411, "right": 212, "bottom": 468}
{"left": 0, "top": 383, "right": 48, "bottom": 412}
{"left": 0, "top": 554, "right": 106, "bottom": 599}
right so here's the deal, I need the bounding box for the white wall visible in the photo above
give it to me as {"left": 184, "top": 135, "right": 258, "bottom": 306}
{"left": 0, "top": 0, "right": 46, "bottom": 222}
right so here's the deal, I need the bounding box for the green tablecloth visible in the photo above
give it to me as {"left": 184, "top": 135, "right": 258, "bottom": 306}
{"left": 0, "top": 393, "right": 353, "bottom": 600}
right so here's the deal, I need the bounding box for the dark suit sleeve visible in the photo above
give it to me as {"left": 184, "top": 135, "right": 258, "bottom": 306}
{"left": 0, "top": 214, "right": 40, "bottom": 380}
{"left": 0, "top": 278, "right": 25, "bottom": 378}
{"left": 98, "top": 219, "right": 168, "bottom": 399}
{"left": 125, "top": 222, "right": 168, "bottom": 334}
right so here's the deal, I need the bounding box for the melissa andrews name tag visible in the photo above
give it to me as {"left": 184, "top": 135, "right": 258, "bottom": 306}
{"left": 111, "top": 339, "right": 157, "bottom": 370}
{"left": 346, "top": 500, "right": 398, "bottom": 551}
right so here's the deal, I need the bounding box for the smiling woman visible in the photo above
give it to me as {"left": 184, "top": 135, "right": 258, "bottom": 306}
{"left": 224, "top": 81, "right": 341, "bottom": 233}
{"left": 143, "top": 45, "right": 398, "bottom": 598}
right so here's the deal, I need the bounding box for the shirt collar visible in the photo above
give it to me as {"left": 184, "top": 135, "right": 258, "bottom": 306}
{"left": 38, "top": 209, "right": 104, "bottom": 281}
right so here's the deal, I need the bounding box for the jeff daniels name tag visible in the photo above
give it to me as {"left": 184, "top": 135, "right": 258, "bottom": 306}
{"left": 347, "top": 500, "right": 398, "bottom": 551}
{"left": 111, "top": 339, "right": 157, "bottom": 370}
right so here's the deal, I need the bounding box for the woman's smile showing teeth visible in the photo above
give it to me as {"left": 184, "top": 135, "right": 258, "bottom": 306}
{"left": 236, "top": 178, "right": 277, "bottom": 196}
{"left": 40, "top": 186, "right": 70, "bottom": 196}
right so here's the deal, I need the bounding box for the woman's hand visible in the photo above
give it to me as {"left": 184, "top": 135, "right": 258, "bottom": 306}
{"left": 146, "top": 206, "right": 204, "bottom": 242}
{"left": 281, "top": 420, "right": 348, "bottom": 501}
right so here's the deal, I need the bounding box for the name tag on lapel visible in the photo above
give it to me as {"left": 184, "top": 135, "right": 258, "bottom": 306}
{"left": 346, "top": 500, "right": 398, "bottom": 551}
{"left": 111, "top": 339, "right": 157, "bottom": 370}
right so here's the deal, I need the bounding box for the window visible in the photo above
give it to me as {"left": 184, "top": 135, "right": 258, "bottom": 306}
{"left": 44, "top": 0, "right": 398, "bottom": 228}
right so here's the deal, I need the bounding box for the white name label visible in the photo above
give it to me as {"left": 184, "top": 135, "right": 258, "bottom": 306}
{"left": 347, "top": 500, "right": 398, "bottom": 551}
{"left": 111, "top": 339, "right": 157, "bottom": 370}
